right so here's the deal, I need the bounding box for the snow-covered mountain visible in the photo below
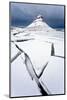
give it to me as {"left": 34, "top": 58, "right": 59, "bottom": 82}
{"left": 11, "top": 15, "right": 64, "bottom": 38}
{"left": 26, "top": 15, "right": 55, "bottom": 32}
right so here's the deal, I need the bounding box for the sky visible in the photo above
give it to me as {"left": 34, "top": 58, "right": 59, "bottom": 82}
{"left": 10, "top": 2, "right": 65, "bottom": 28}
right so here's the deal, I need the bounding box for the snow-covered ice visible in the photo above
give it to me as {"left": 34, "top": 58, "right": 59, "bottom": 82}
{"left": 10, "top": 15, "right": 64, "bottom": 97}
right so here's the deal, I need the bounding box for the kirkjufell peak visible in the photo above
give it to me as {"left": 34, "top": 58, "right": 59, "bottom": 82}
{"left": 27, "top": 15, "right": 54, "bottom": 32}
{"left": 12, "top": 15, "right": 56, "bottom": 37}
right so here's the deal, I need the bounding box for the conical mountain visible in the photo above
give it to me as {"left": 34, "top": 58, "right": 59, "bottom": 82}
{"left": 13, "top": 15, "right": 56, "bottom": 37}
{"left": 26, "top": 15, "right": 54, "bottom": 32}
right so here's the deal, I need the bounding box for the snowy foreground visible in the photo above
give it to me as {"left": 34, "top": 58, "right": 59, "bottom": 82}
{"left": 10, "top": 15, "right": 64, "bottom": 97}
{"left": 10, "top": 26, "right": 64, "bottom": 97}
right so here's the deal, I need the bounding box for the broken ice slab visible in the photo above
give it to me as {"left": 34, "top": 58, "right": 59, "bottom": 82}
{"left": 35, "top": 34, "right": 64, "bottom": 57}
{"left": 15, "top": 39, "right": 51, "bottom": 76}
{"left": 40, "top": 56, "right": 64, "bottom": 94}
{"left": 11, "top": 55, "right": 41, "bottom": 97}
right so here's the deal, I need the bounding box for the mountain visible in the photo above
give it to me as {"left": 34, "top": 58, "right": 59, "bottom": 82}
{"left": 26, "top": 15, "right": 55, "bottom": 32}
{"left": 12, "top": 15, "right": 64, "bottom": 38}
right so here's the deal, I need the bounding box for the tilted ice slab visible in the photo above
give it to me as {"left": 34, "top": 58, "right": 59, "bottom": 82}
{"left": 15, "top": 39, "right": 51, "bottom": 76}
{"left": 40, "top": 56, "right": 64, "bottom": 94}
{"left": 11, "top": 55, "right": 41, "bottom": 97}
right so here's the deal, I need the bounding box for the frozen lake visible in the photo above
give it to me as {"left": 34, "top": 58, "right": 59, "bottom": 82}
{"left": 10, "top": 27, "right": 64, "bottom": 97}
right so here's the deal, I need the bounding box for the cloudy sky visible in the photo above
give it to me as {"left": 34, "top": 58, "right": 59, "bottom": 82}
{"left": 10, "top": 2, "right": 65, "bottom": 28}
